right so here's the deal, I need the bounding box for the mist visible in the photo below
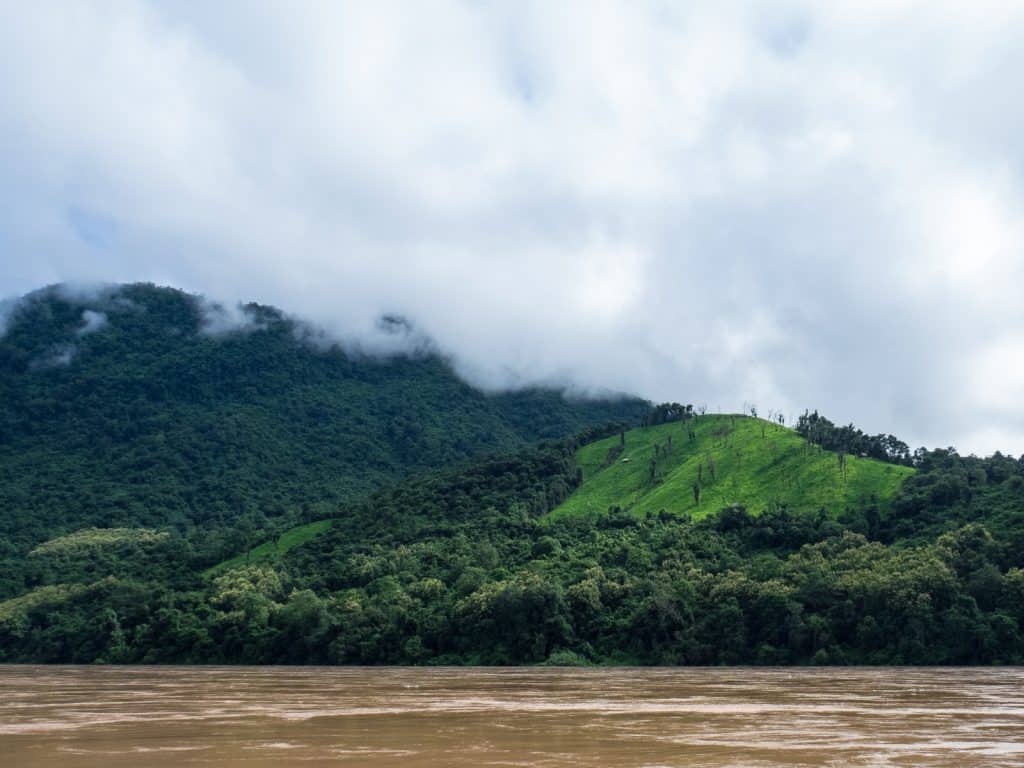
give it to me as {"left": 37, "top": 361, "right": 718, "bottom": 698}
{"left": 2, "top": 1, "right": 1023, "bottom": 455}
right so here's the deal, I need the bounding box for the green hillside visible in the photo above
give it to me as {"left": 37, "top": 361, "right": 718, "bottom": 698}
{"left": 202, "top": 520, "right": 333, "bottom": 577}
{"left": 550, "top": 415, "right": 914, "bottom": 521}
{"left": 0, "top": 283, "right": 645, "bottom": 598}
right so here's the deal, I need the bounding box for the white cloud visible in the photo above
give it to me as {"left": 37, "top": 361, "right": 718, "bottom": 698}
{"left": 196, "top": 298, "right": 264, "bottom": 337}
{"left": 1, "top": 1, "right": 1023, "bottom": 454}
{"left": 30, "top": 344, "right": 77, "bottom": 369}
{"left": 77, "top": 309, "right": 109, "bottom": 335}
{"left": 972, "top": 336, "right": 1024, "bottom": 416}
{"left": 0, "top": 297, "right": 17, "bottom": 338}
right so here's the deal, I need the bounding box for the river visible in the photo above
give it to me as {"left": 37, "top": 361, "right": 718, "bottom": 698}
{"left": 1, "top": 666, "right": 1022, "bottom": 766}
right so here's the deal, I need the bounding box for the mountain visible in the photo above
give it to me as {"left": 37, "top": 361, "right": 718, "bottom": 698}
{"left": 0, "top": 283, "right": 645, "bottom": 578}
{"left": 2, "top": 283, "right": 1023, "bottom": 666}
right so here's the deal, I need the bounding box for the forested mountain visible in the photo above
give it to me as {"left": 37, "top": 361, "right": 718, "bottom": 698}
{"left": 2, "top": 283, "right": 1023, "bottom": 666}
{"left": 0, "top": 283, "right": 645, "bottom": 589}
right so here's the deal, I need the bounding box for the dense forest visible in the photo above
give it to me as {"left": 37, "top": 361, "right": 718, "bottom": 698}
{"left": 0, "top": 283, "right": 644, "bottom": 588}
{"left": 1, "top": 283, "right": 1023, "bottom": 665}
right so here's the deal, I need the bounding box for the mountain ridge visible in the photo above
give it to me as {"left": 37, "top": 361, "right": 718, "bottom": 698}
{"left": 0, "top": 282, "right": 645, "bottom": 575}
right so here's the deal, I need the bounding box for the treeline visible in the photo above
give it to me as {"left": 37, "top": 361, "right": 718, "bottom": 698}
{"left": 796, "top": 410, "right": 913, "bottom": 466}
{"left": 880, "top": 447, "right": 1024, "bottom": 552}
{"left": 3, "top": 433, "right": 1023, "bottom": 666}
{"left": 643, "top": 402, "right": 695, "bottom": 427}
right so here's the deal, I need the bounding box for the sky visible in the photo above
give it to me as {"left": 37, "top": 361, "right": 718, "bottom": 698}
{"left": 1, "top": 1, "right": 1024, "bottom": 456}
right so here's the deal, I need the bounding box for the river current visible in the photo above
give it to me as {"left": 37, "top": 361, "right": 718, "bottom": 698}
{"left": 1, "top": 666, "right": 1022, "bottom": 766}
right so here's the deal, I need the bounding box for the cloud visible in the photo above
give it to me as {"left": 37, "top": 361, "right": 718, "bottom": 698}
{"left": 0, "top": 1, "right": 1023, "bottom": 454}
{"left": 196, "top": 298, "right": 266, "bottom": 336}
{"left": 30, "top": 343, "right": 77, "bottom": 369}
{"left": 66, "top": 206, "right": 118, "bottom": 249}
{"left": 0, "top": 297, "right": 17, "bottom": 338}
{"left": 77, "top": 309, "right": 109, "bottom": 335}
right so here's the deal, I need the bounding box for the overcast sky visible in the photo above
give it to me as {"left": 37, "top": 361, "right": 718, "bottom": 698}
{"left": 2, "top": 1, "right": 1023, "bottom": 456}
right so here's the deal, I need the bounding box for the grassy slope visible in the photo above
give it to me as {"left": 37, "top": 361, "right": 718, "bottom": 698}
{"left": 549, "top": 414, "right": 914, "bottom": 521}
{"left": 203, "top": 520, "right": 334, "bottom": 577}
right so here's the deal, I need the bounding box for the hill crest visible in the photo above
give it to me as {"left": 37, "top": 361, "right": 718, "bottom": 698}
{"left": 549, "top": 414, "right": 914, "bottom": 520}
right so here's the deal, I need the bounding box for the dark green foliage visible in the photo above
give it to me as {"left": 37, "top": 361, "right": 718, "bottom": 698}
{"left": 796, "top": 410, "right": 912, "bottom": 466}
{"left": 645, "top": 402, "right": 694, "bottom": 426}
{"left": 880, "top": 448, "right": 1024, "bottom": 564}
{"left": 0, "top": 283, "right": 645, "bottom": 595}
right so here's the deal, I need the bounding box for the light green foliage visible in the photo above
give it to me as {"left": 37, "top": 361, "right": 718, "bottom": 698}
{"left": 549, "top": 415, "right": 914, "bottom": 520}
{"left": 30, "top": 527, "right": 169, "bottom": 557}
{"left": 204, "top": 519, "right": 334, "bottom": 577}
{"left": 0, "top": 584, "right": 88, "bottom": 625}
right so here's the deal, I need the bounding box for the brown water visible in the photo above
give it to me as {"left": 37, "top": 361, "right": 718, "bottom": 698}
{"left": 1, "top": 667, "right": 1023, "bottom": 767}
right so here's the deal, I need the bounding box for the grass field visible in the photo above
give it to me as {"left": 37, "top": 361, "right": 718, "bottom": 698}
{"left": 548, "top": 414, "right": 914, "bottom": 521}
{"left": 203, "top": 519, "right": 334, "bottom": 577}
